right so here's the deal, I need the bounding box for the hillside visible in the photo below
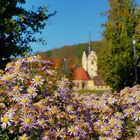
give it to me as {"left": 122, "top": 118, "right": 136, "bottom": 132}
{"left": 35, "top": 41, "right": 105, "bottom": 67}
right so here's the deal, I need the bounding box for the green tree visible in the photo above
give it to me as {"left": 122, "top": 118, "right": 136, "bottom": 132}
{"left": 0, "top": 0, "right": 55, "bottom": 69}
{"left": 98, "top": 0, "right": 140, "bottom": 91}
{"left": 136, "top": 7, "right": 140, "bottom": 51}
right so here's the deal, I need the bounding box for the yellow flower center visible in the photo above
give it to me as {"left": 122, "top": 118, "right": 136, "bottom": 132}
{"left": 99, "top": 121, "right": 103, "bottom": 125}
{"left": 61, "top": 83, "right": 65, "bottom": 88}
{"left": 44, "top": 131, "right": 49, "bottom": 136}
{"left": 13, "top": 86, "right": 19, "bottom": 91}
{"left": 28, "top": 89, "right": 34, "bottom": 94}
{"left": 25, "top": 118, "right": 31, "bottom": 124}
{"left": 95, "top": 101, "right": 99, "bottom": 105}
{"left": 124, "top": 94, "right": 128, "bottom": 98}
{"left": 67, "top": 106, "right": 73, "bottom": 111}
{"left": 57, "top": 131, "right": 62, "bottom": 136}
{"left": 49, "top": 118, "right": 54, "bottom": 124}
{"left": 20, "top": 136, "right": 26, "bottom": 140}
{"left": 102, "top": 127, "right": 107, "bottom": 132}
{"left": 101, "top": 100, "right": 105, "bottom": 104}
{"left": 8, "top": 109, "right": 13, "bottom": 114}
{"left": 38, "top": 120, "right": 44, "bottom": 125}
{"left": 29, "top": 57, "right": 33, "bottom": 60}
{"left": 70, "top": 115, "right": 75, "bottom": 119}
{"left": 118, "top": 120, "right": 122, "bottom": 125}
{"left": 35, "top": 77, "right": 40, "bottom": 82}
{"left": 117, "top": 112, "right": 122, "bottom": 117}
{"left": 110, "top": 119, "right": 115, "bottom": 126}
{"left": 101, "top": 138, "right": 106, "bottom": 140}
{"left": 15, "top": 63, "right": 19, "bottom": 67}
{"left": 3, "top": 116, "right": 9, "bottom": 123}
{"left": 9, "top": 91, "right": 14, "bottom": 95}
{"left": 109, "top": 98, "right": 113, "bottom": 102}
{"left": 21, "top": 98, "right": 27, "bottom": 104}
{"left": 135, "top": 96, "right": 139, "bottom": 102}
{"left": 126, "top": 109, "right": 131, "bottom": 113}
{"left": 69, "top": 127, "right": 75, "bottom": 132}
{"left": 4, "top": 75, "right": 12, "bottom": 81}
{"left": 6, "top": 63, "right": 11, "bottom": 68}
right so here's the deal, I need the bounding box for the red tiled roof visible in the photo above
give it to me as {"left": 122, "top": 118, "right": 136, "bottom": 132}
{"left": 73, "top": 67, "right": 89, "bottom": 80}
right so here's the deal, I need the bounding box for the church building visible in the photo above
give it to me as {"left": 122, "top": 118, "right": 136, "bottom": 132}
{"left": 73, "top": 32, "right": 110, "bottom": 91}
{"left": 82, "top": 37, "right": 97, "bottom": 79}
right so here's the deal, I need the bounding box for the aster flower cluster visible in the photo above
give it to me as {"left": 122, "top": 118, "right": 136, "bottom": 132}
{"left": 0, "top": 56, "right": 140, "bottom": 140}
{"left": 74, "top": 86, "right": 140, "bottom": 139}
{"left": 0, "top": 56, "right": 94, "bottom": 139}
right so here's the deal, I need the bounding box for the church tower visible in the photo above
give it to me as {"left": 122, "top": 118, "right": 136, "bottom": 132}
{"left": 82, "top": 31, "right": 98, "bottom": 79}
{"left": 87, "top": 51, "right": 97, "bottom": 78}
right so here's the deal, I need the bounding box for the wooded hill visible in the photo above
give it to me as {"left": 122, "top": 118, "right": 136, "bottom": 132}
{"left": 35, "top": 41, "right": 105, "bottom": 67}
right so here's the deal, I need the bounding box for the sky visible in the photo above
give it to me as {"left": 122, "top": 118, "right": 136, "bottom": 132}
{"left": 24, "top": 0, "right": 140, "bottom": 53}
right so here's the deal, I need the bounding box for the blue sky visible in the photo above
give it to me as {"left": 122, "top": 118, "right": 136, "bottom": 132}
{"left": 24, "top": 0, "right": 140, "bottom": 53}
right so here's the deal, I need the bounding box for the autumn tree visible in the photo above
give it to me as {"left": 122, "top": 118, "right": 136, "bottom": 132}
{"left": 0, "top": 0, "right": 55, "bottom": 69}
{"left": 98, "top": 0, "right": 140, "bottom": 91}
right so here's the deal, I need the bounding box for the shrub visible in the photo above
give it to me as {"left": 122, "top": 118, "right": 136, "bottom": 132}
{"left": 0, "top": 56, "right": 140, "bottom": 140}
{"left": 74, "top": 86, "right": 140, "bottom": 140}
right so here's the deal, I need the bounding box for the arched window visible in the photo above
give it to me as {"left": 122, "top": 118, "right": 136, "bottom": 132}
{"left": 91, "top": 61, "right": 94, "bottom": 65}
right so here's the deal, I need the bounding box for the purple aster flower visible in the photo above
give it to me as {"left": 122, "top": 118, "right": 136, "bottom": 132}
{"left": 2, "top": 74, "right": 14, "bottom": 81}
{"left": 31, "top": 75, "right": 44, "bottom": 86}
{"left": 68, "top": 125, "right": 79, "bottom": 136}
{"left": 7, "top": 108, "right": 16, "bottom": 116}
{"left": 55, "top": 128, "right": 65, "bottom": 139}
{"left": 66, "top": 104, "right": 74, "bottom": 113}
{"left": 107, "top": 96, "right": 116, "bottom": 105}
{"left": 18, "top": 95, "right": 31, "bottom": 107}
{"left": 27, "top": 86, "right": 38, "bottom": 98}
{"left": 57, "top": 77, "right": 71, "bottom": 94}
{"left": 123, "top": 108, "right": 134, "bottom": 117}
{"left": 37, "top": 118, "right": 47, "bottom": 129}
{"left": 100, "top": 125, "right": 110, "bottom": 135}
{"left": 1, "top": 114, "right": 13, "bottom": 128}
{"left": 19, "top": 133, "right": 29, "bottom": 140}
{"left": 112, "top": 127, "right": 122, "bottom": 139}
{"left": 133, "top": 110, "right": 140, "bottom": 121}
{"left": 12, "top": 85, "right": 23, "bottom": 93}
{"left": 20, "top": 114, "right": 36, "bottom": 129}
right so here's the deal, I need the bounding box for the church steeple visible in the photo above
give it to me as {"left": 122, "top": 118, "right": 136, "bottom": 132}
{"left": 82, "top": 30, "right": 97, "bottom": 78}
{"left": 88, "top": 30, "right": 91, "bottom": 55}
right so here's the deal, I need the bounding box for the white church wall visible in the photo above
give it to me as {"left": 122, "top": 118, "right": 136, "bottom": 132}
{"left": 82, "top": 50, "right": 98, "bottom": 79}
{"left": 87, "top": 58, "right": 97, "bottom": 78}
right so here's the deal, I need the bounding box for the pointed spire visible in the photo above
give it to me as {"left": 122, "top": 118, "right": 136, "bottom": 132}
{"left": 83, "top": 51, "right": 86, "bottom": 57}
{"left": 88, "top": 30, "right": 91, "bottom": 54}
